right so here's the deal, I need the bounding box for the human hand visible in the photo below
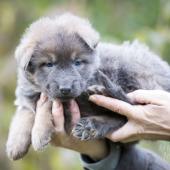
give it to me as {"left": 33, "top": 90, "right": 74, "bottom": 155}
{"left": 89, "top": 90, "right": 170, "bottom": 143}
{"left": 36, "top": 94, "right": 108, "bottom": 160}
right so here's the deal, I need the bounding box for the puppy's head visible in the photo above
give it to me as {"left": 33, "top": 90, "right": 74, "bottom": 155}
{"left": 15, "top": 13, "right": 100, "bottom": 100}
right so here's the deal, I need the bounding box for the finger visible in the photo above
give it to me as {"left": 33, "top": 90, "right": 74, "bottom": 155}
{"left": 128, "top": 90, "right": 168, "bottom": 105}
{"left": 36, "top": 93, "right": 51, "bottom": 112}
{"left": 89, "top": 95, "right": 135, "bottom": 118}
{"left": 69, "top": 100, "right": 81, "bottom": 126}
{"left": 52, "top": 99, "right": 64, "bottom": 131}
{"left": 120, "top": 136, "right": 140, "bottom": 143}
{"left": 106, "top": 122, "right": 137, "bottom": 142}
{"left": 37, "top": 93, "right": 47, "bottom": 106}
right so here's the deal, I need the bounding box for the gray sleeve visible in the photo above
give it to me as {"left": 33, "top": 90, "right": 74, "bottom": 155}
{"left": 80, "top": 143, "right": 121, "bottom": 170}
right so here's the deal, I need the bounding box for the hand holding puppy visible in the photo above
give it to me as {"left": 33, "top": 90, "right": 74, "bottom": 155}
{"left": 89, "top": 90, "right": 170, "bottom": 143}
{"left": 35, "top": 94, "right": 108, "bottom": 161}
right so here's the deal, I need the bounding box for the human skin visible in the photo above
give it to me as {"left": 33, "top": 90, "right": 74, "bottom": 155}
{"left": 89, "top": 89, "right": 170, "bottom": 143}
{"left": 36, "top": 89, "right": 170, "bottom": 159}
{"left": 36, "top": 94, "right": 108, "bottom": 160}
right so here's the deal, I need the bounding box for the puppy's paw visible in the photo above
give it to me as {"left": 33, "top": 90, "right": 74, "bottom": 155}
{"left": 87, "top": 85, "right": 106, "bottom": 95}
{"left": 6, "top": 134, "right": 31, "bottom": 160}
{"left": 32, "top": 125, "right": 54, "bottom": 151}
{"left": 72, "top": 118, "right": 100, "bottom": 140}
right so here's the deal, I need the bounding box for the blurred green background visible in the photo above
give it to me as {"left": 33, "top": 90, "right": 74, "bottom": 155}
{"left": 1, "top": 0, "right": 170, "bottom": 169}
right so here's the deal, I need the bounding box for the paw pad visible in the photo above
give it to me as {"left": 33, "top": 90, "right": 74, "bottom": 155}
{"left": 72, "top": 118, "right": 99, "bottom": 140}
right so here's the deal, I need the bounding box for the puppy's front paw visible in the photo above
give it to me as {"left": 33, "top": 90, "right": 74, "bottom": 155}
{"left": 87, "top": 85, "right": 106, "bottom": 95}
{"left": 32, "top": 125, "right": 54, "bottom": 151}
{"left": 6, "top": 133, "right": 31, "bottom": 160}
{"left": 72, "top": 118, "right": 100, "bottom": 140}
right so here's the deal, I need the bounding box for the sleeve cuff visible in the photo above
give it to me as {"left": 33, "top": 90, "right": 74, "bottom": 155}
{"left": 80, "top": 142, "right": 121, "bottom": 170}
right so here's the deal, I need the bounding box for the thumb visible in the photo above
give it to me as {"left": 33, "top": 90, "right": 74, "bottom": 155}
{"left": 69, "top": 100, "right": 80, "bottom": 126}
{"left": 52, "top": 99, "right": 64, "bottom": 132}
{"left": 106, "top": 122, "right": 137, "bottom": 142}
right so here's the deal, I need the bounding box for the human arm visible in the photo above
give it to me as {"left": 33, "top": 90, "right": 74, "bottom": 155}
{"left": 36, "top": 94, "right": 122, "bottom": 170}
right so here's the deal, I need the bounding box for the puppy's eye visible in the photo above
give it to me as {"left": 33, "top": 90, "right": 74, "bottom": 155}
{"left": 74, "top": 60, "right": 82, "bottom": 66}
{"left": 46, "top": 63, "right": 54, "bottom": 67}
{"left": 73, "top": 59, "right": 88, "bottom": 67}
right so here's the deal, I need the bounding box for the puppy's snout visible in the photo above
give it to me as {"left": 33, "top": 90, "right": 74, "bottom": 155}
{"left": 59, "top": 87, "right": 71, "bottom": 95}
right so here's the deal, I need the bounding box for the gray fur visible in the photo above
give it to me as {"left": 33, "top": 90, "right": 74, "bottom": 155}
{"left": 6, "top": 13, "right": 170, "bottom": 170}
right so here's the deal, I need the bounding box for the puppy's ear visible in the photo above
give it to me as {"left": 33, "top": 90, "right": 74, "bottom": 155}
{"left": 15, "top": 42, "right": 34, "bottom": 70}
{"left": 55, "top": 13, "right": 100, "bottom": 50}
{"left": 76, "top": 29, "right": 99, "bottom": 51}
{"left": 76, "top": 33, "right": 98, "bottom": 51}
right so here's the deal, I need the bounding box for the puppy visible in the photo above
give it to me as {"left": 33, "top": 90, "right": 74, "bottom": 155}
{"left": 6, "top": 13, "right": 170, "bottom": 168}
{"left": 6, "top": 13, "right": 100, "bottom": 160}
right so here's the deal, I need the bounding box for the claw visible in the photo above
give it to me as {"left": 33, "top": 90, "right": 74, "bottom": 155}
{"left": 72, "top": 118, "right": 99, "bottom": 141}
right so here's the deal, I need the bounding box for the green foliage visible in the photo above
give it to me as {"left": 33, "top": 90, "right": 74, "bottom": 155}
{"left": 1, "top": 0, "right": 170, "bottom": 169}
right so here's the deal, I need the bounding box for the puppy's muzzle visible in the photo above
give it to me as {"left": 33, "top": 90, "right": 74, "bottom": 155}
{"left": 59, "top": 87, "right": 71, "bottom": 96}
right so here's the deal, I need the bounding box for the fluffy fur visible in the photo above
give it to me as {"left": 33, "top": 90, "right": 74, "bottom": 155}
{"left": 6, "top": 13, "right": 170, "bottom": 170}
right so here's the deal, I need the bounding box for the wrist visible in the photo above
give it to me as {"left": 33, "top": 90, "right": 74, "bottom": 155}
{"left": 83, "top": 140, "right": 109, "bottom": 161}
{"left": 51, "top": 134, "right": 109, "bottom": 160}
{"left": 67, "top": 139, "right": 109, "bottom": 161}
{"left": 81, "top": 142, "right": 121, "bottom": 170}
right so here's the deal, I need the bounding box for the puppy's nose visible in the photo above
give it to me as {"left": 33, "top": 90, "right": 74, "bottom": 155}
{"left": 60, "top": 87, "right": 71, "bottom": 95}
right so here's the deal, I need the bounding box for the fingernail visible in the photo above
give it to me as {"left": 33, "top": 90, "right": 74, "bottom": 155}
{"left": 40, "top": 93, "right": 47, "bottom": 103}
{"left": 127, "top": 93, "right": 133, "bottom": 98}
{"left": 53, "top": 99, "right": 61, "bottom": 108}
{"left": 89, "top": 95, "right": 97, "bottom": 101}
{"left": 70, "top": 99, "right": 75, "bottom": 107}
{"left": 52, "top": 102, "right": 58, "bottom": 114}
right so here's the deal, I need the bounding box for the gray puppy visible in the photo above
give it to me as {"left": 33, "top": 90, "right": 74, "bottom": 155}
{"left": 6, "top": 13, "right": 170, "bottom": 169}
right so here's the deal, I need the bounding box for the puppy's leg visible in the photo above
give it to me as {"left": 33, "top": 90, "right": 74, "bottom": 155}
{"left": 6, "top": 107, "right": 34, "bottom": 160}
{"left": 87, "top": 85, "right": 106, "bottom": 95}
{"left": 88, "top": 71, "right": 133, "bottom": 103}
{"left": 72, "top": 115, "right": 126, "bottom": 140}
{"left": 98, "top": 70, "right": 133, "bottom": 104}
{"left": 32, "top": 102, "right": 54, "bottom": 151}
